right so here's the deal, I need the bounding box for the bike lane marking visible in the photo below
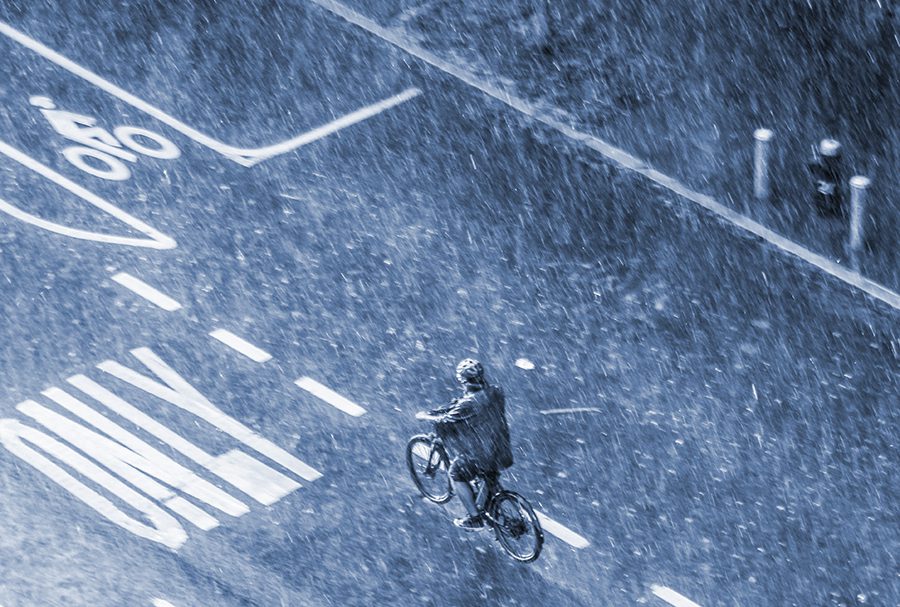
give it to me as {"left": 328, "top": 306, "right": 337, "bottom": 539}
{"left": 651, "top": 585, "right": 703, "bottom": 607}
{"left": 304, "top": 0, "right": 900, "bottom": 313}
{"left": 0, "top": 21, "right": 422, "bottom": 166}
{"left": 112, "top": 272, "right": 182, "bottom": 311}
{"left": 294, "top": 377, "right": 367, "bottom": 417}
{"left": 209, "top": 329, "right": 272, "bottom": 363}
{"left": 535, "top": 511, "right": 590, "bottom": 549}
{"left": 0, "top": 139, "right": 176, "bottom": 249}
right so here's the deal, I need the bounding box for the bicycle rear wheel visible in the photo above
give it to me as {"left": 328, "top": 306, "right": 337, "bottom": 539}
{"left": 490, "top": 491, "right": 543, "bottom": 562}
{"left": 406, "top": 435, "right": 452, "bottom": 503}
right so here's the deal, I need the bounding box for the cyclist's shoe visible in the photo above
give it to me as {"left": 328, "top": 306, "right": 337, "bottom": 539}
{"left": 453, "top": 514, "right": 484, "bottom": 530}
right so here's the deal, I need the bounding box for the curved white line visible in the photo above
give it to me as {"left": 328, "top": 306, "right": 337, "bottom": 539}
{"left": 0, "top": 140, "right": 176, "bottom": 249}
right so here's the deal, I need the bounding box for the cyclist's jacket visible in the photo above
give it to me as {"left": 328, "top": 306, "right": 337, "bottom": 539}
{"left": 435, "top": 382, "right": 514, "bottom": 472}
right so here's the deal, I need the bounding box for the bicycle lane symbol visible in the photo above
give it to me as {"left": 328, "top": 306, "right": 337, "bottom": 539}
{"left": 30, "top": 95, "right": 181, "bottom": 182}
{"left": 0, "top": 21, "right": 422, "bottom": 167}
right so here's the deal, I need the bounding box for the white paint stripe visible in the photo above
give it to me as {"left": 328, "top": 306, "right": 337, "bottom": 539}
{"left": 42, "top": 385, "right": 249, "bottom": 517}
{"left": 294, "top": 377, "right": 367, "bottom": 417}
{"left": 0, "top": 21, "right": 420, "bottom": 165}
{"left": 651, "top": 585, "right": 703, "bottom": 607}
{"left": 0, "top": 140, "right": 176, "bottom": 249}
{"left": 152, "top": 600, "right": 176, "bottom": 607}
{"left": 540, "top": 407, "right": 603, "bottom": 415}
{"left": 535, "top": 511, "right": 590, "bottom": 549}
{"left": 111, "top": 272, "right": 182, "bottom": 311}
{"left": 209, "top": 329, "right": 272, "bottom": 363}
{"left": 99, "top": 348, "right": 323, "bottom": 483}
{"left": 304, "top": 0, "right": 900, "bottom": 312}
{"left": 206, "top": 449, "right": 300, "bottom": 506}
{"left": 0, "top": 418, "right": 187, "bottom": 549}
{"left": 240, "top": 88, "right": 423, "bottom": 166}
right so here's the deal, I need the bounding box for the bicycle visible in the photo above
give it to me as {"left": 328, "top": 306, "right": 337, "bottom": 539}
{"left": 406, "top": 411, "right": 543, "bottom": 562}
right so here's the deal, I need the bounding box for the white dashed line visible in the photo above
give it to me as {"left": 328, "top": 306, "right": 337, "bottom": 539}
{"left": 535, "top": 510, "right": 590, "bottom": 549}
{"left": 209, "top": 329, "right": 272, "bottom": 363}
{"left": 651, "top": 585, "right": 703, "bottom": 607}
{"left": 152, "top": 600, "right": 176, "bottom": 607}
{"left": 111, "top": 272, "right": 182, "bottom": 311}
{"left": 306, "top": 0, "right": 900, "bottom": 313}
{"left": 294, "top": 377, "right": 367, "bottom": 417}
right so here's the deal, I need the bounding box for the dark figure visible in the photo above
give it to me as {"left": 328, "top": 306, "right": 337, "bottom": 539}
{"left": 430, "top": 359, "right": 513, "bottom": 529}
{"left": 808, "top": 138, "right": 844, "bottom": 217}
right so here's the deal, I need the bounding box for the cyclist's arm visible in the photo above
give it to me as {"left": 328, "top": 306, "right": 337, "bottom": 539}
{"left": 434, "top": 396, "right": 476, "bottom": 426}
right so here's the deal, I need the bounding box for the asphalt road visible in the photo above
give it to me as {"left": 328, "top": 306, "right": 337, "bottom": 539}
{"left": 0, "top": 2, "right": 897, "bottom": 606}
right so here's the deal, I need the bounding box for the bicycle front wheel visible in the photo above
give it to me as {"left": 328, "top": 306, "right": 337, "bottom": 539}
{"left": 490, "top": 491, "right": 544, "bottom": 562}
{"left": 405, "top": 435, "right": 452, "bottom": 504}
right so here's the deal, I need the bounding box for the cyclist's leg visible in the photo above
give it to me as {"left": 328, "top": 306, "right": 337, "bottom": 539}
{"left": 477, "top": 469, "right": 500, "bottom": 511}
{"left": 449, "top": 456, "right": 480, "bottom": 517}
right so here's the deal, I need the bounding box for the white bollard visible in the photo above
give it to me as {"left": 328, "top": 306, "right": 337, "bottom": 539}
{"left": 848, "top": 176, "right": 871, "bottom": 269}
{"left": 753, "top": 129, "right": 774, "bottom": 201}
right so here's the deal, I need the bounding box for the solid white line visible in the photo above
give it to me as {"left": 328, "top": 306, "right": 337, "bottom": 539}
{"left": 294, "top": 377, "right": 367, "bottom": 417}
{"left": 535, "top": 510, "right": 590, "bottom": 549}
{"left": 540, "top": 407, "right": 603, "bottom": 415}
{"left": 0, "top": 139, "right": 176, "bottom": 249}
{"left": 0, "top": 21, "right": 421, "bottom": 165}
{"left": 209, "top": 329, "right": 272, "bottom": 363}
{"left": 304, "top": 0, "right": 900, "bottom": 313}
{"left": 651, "top": 585, "right": 703, "bottom": 607}
{"left": 111, "top": 272, "right": 182, "bottom": 311}
{"left": 241, "top": 88, "right": 423, "bottom": 165}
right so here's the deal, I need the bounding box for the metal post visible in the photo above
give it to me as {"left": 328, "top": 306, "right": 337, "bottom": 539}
{"left": 848, "top": 176, "right": 871, "bottom": 270}
{"left": 753, "top": 129, "right": 773, "bottom": 201}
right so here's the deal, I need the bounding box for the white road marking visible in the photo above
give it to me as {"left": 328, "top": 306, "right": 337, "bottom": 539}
{"left": 68, "top": 373, "right": 302, "bottom": 506}
{"left": 651, "top": 585, "right": 703, "bottom": 607}
{"left": 209, "top": 329, "right": 272, "bottom": 363}
{"left": 0, "top": 417, "right": 188, "bottom": 550}
{"left": 305, "top": 0, "right": 900, "bottom": 313}
{"left": 535, "top": 511, "right": 590, "bottom": 549}
{"left": 111, "top": 272, "right": 182, "bottom": 311}
{"left": 239, "top": 88, "right": 422, "bottom": 166}
{"left": 514, "top": 358, "right": 535, "bottom": 370}
{"left": 98, "top": 347, "right": 323, "bottom": 482}
{"left": 0, "top": 21, "right": 420, "bottom": 165}
{"left": 42, "top": 385, "right": 249, "bottom": 518}
{"left": 19, "top": 398, "right": 229, "bottom": 530}
{"left": 540, "top": 407, "right": 603, "bottom": 415}
{"left": 294, "top": 377, "right": 367, "bottom": 417}
{"left": 0, "top": 140, "right": 176, "bottom": 249}
{"left": 152, "top": 601, "right": 176, "bottom": 607}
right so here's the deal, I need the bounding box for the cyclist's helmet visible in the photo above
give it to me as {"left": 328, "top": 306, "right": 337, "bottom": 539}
{"left": 455, "top": 358, "right": 485, "bottom": 386}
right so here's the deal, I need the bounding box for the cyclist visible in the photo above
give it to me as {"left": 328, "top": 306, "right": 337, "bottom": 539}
{"left": 429, "top": 359, "right": 513, "bottom": 529}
